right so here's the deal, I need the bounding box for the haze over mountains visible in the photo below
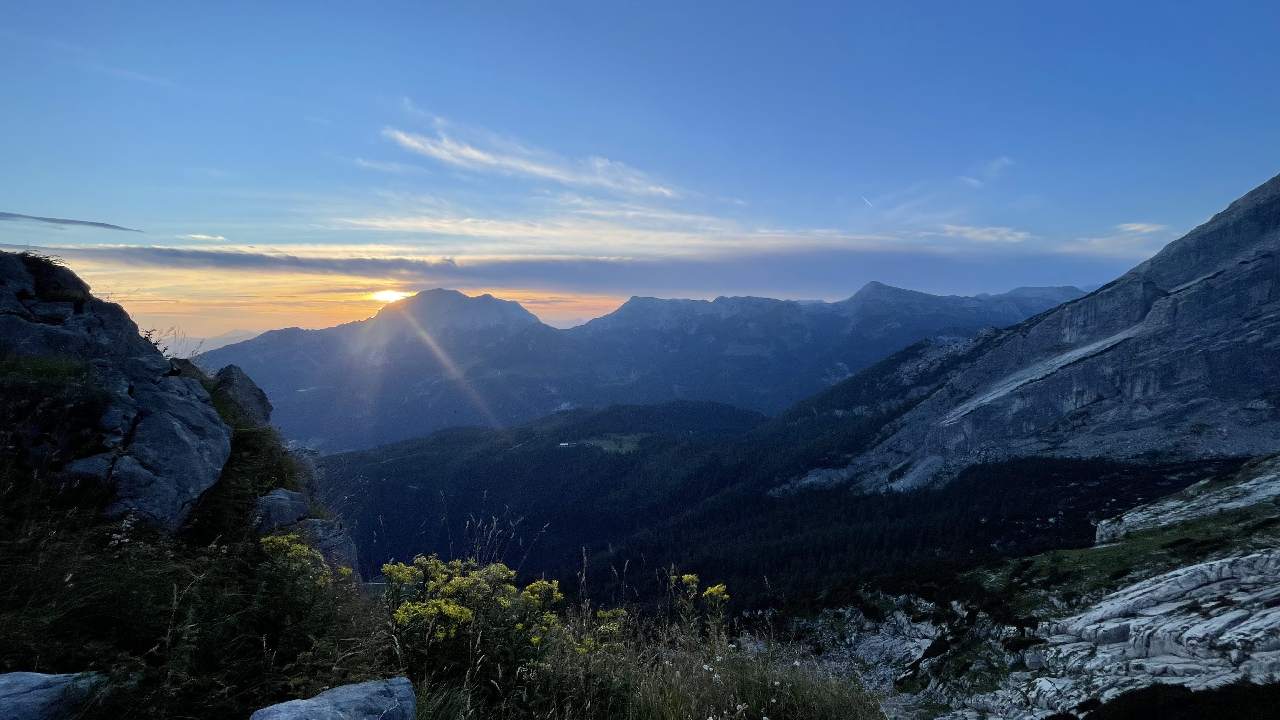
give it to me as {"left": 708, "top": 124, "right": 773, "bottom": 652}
{"left": 199, "top": 282, "right": 1082, "bottom": 450}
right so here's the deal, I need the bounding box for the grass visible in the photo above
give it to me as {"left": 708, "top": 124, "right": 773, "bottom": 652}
{"left": 406, "top": 605, "right": 883, "bottom": 720}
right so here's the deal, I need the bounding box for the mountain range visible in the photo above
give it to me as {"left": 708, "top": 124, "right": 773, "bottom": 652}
{"left": 3, "top": 171, "right": 1280, "bottom": 719}
{"left": 199, "top": 283, "right": 1082, "bottom": 450}
{"left": 312, "top": 173, "right": 1280, "bottom": 716}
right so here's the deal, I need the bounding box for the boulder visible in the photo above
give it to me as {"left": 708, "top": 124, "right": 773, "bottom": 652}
{"left": 0, "top": 671, "right": 101, "bottom": 719}
{"left": 212, "top": 364, "right": 273, "bottom": 427}
{"left": 254, "top": 488, "right": 310, "bottom": 533}
{"left": 297, "top": 518, "right": 360, "bottom": 573}
{"left": 249, "top": 677, "right": 415, "bottom": 720}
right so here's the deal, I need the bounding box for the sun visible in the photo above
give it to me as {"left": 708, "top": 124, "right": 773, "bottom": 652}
{"left": 370, "top": 290, "right": 413, "bottom": 303}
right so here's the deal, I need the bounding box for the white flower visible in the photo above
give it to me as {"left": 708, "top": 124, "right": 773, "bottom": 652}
{"left": 715, "top": 655, "right": 723, "bottom": 661}
{"left": 792, "top": 660, "right": 801, "bottom": 667}
{"left": 703, "top": 664, "right": 712, "bottom": 672}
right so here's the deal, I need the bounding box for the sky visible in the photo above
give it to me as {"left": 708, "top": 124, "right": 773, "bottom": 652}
{"left": 3, "top": 1, "right": 1279, "bottom": 337}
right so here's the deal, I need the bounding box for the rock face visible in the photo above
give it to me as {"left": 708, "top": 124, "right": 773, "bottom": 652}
{"left": 1096, "top": 455, "right": 1280, "bottom": 543}
{"left": 0, "top": 253, "right": 231, "bottom": 529}
{"left": 0, "top": 671, "right": 101, "bottom": 719}
{"left": 791, "top": 173, "right": 1280, "bottom": 493}
{"left": 296, "top": 518, "right": 360, "bottom": 572}
{"left": 198, "top": 284, "right": 1080, "bottom": 450}
{"left": 253, "top": 488, "right": 309, "bottom": 533}
{"left": 249, "top": 677, "right": 415, "bottom": 720}
{"left": 947, "top": 552, "right": 1280, "bottom": 719}
{"left": 212, "top": 364, "right": 273, "bottom": 427}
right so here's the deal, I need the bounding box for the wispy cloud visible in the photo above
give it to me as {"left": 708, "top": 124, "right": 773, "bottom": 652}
{"left": 19, "top": 244, "right": 459, "bottom": 278}
{"left": 86, "top": 61, "right": 174, "bottom": 87}
{"left": 1057, "top": 222, "right": 1170, "bottom": 258}
{"left": 24, "top": 34, "right": 178, "bottom": 88}
{"left": 353, "top": 157, "right": 425, "bottom": 174}
{"left": 179, "top": 233, "right": 227, "bottom": 241}
{"left": 939, "top": 223, "right": 1031, "bottom": 243}
{"left": 958, "top": 156, "right": 1015, "bottom": 189}
{"left": 338, "top": 207, "right": 897, "bottom": 258}
{"left": 1115, "top": 222, "right": 1166, "bottom": 234}
{"left": 383, "top": 120, "right": 677, "bottom": 198}
{"left": 0, "top": 212, "right": 142, "bottom": 233}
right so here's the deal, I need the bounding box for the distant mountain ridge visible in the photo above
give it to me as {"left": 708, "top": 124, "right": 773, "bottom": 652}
{"left": 199, "top": 283, "right": 1082, "bottom": 450}
{"left": 780, "top": 172, "right": 1280, "bottom": 493}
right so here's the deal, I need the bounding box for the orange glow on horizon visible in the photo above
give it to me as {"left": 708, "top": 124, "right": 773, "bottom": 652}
{"left": 60, "top": 258, "right": 629, "bottom": 339}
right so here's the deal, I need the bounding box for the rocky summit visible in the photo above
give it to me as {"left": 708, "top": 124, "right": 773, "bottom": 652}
{"left": 790, "top": 173, "right": 1280, "bottom": 493}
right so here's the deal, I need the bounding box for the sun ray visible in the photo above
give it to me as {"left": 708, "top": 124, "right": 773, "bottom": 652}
{"left": 393, "top": 304, "right": 504, "bottom": 429}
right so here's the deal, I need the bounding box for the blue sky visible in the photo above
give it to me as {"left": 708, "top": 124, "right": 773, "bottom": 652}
{"left": 2, "top": 1, "right": 1279, "bottom": 333}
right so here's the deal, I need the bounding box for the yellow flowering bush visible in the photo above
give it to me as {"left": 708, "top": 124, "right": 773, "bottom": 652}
{"left": 382, "top": 554, "right": 567, "bottom": 692}
{"left": 261, "top": 533, "right": 331, "bottom": 590}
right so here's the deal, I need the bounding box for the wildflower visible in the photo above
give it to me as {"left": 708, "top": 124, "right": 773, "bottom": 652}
{"left": 715, "top": 655, "right": 723, "bottom": 661}
{"left": 701, "top": 582, "right": 730, "bottom": 603}
{"left": 703, "top": 664, "right": 712, "bottom": 672}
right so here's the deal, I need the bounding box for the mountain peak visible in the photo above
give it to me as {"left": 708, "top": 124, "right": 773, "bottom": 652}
{"left": 373, "top": 288, "right": 541, "bottom": 330}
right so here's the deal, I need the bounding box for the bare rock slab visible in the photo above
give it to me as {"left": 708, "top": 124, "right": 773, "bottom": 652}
{"left": 249, "top": 677, "right": 415, "bottom": 720}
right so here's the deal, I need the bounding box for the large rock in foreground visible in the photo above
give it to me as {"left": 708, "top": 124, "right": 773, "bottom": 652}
{"left": 250, "top": 678, "right": 415, "bottom": 720}
{"left": 0, "top": 671, "right": 101, "bottom": 720}
{"left": 0, "top": 252, "right": 231, "bottom": 529}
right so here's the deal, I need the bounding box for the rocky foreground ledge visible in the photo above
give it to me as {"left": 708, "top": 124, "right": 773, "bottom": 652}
{"left": 249, "top": 678, "right": 416, "bottom": 720}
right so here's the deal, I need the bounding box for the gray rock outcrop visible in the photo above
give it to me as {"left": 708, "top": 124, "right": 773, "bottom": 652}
{"left": 249, "top": 677, "right": 415, "bottom": 720}
{"left": 253, "top": 488, "right": 310, "bottom": 533}
{"left": 211, "top": 364, "right": 272, "bottom": 427}
{"left": 0, "top": 252, "right": 231, "bottom": 529}
{"left": 0, "top": 671, "right": 101, "bottom": 719}
{"left": 946, "top": 551, "right": 1280, "bottom": 719}
{"left": 296, "top": 518, "right": 360, "bottom": 572}
{"left": 789, "top": 172, "right": 1280, "bottom": 493}
{"left": 1097, "top": 455, "right": 1280, "bottom": 542}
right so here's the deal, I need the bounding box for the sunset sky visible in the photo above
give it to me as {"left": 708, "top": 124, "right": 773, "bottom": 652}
{"left": 3, "top": 2, "right": 1279, "bottom": 338}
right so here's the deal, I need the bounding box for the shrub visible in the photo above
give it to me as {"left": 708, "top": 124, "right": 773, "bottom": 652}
{"left": 383, "top": 556, "right": 883, "bottom": 720}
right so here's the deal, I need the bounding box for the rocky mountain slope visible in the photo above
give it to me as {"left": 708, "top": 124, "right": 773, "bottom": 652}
{"left": 199, "top": 284, "right": 1081, "bottom": 450}
{"left": 0, "top": 252, "right": 231, "bottom": 529}
{"left": 781, "top": 172, "right": 1280, "bottom": 494}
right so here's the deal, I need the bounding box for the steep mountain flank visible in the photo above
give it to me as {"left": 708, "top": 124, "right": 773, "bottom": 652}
{"left": 200, "top": 284, "right": 1081, "bottom": 450}
{"left": 790, "top": 173, "right": 1280, "bottom": 493}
